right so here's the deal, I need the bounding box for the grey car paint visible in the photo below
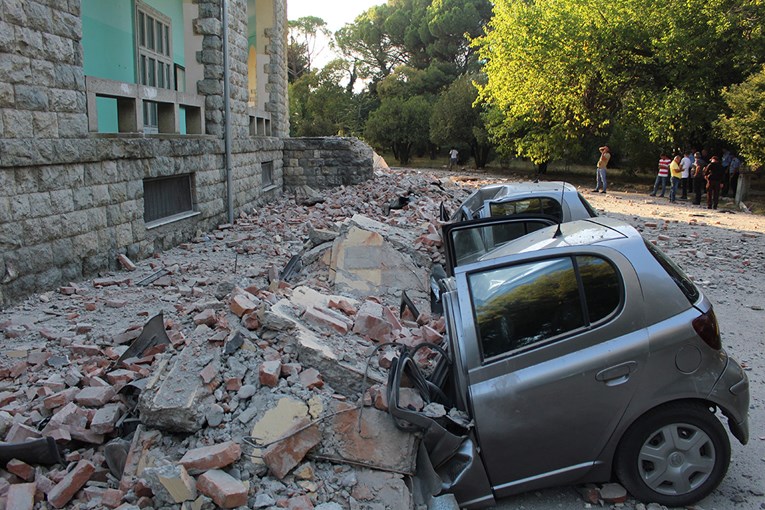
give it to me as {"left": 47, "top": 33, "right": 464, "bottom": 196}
{"left": 390, "top": 216, "right": 749, "bottom": 509}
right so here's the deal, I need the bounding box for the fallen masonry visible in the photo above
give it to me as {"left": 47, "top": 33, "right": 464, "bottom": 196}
{"left": 0, "top": 166, "right": 475, "bottom": 509}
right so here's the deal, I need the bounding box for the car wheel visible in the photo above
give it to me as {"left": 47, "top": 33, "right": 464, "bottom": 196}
{"left": 615, "top": 402, "right": 730, "bottom": 507}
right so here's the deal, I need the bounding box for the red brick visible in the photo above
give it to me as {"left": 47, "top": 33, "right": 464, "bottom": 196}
{"left": 5, "top": 423, "right": 42, "bottom": 442}
{"left": 285, "top": 494, "right": 315, "bottom": 509}
{"left": 117, "top": 254, "right": 136, "bottom": 271}
{"left": 230, "top": 294, "right": 257, "bottom": 317}
{"left": 196, "top": 469, "right": 248, "bottom": 508}
{"left": 69, "top": 344, "right": 101, "bottom": 356}
{"left": 303, "top": 306, "right": 351, "bottom": 334}
{"left": 281, "top": 363, "right": 301, "bottom": 377}
{"left": 259, "top": 360, "right": 281, "bottom": 388}
{"left": 101, "top": 488, "right": 124, "bottom": 508}
{"left": 178, "top": 441, "right": 242, "bottom": 475}
{"left": 298, "top": 368, "right": 323, "bottom": 390}
{"left": 199, "top": 362, "right": 218, "bottom": 384}
{"left": 106, "top": 369, "right": 137, "bottom": 386}
{"left": 328, "top": 298, "right": 356, "bottom": 316}
{"left": 90, "top": 404, "right": 123, "bottom": 434}
{"left": 47, "top": 460, "right": 95, "bottom": 508}
{"left": 352, "top": 301, "right": 396, "bottom": 342}
{"left": 225, "top": 377, "right": 242, "bottom": 391}
{"left": 6, "top": 482, "right": 36, "bottom": 510}
{"left": 241, "top": 311, "right": 261, "bottom": 330}
{"left": 74, "top": 386, "right": 115, "bottom": 407}
{"left": 43, "top": 387, "right": 79, "bottom": 409}
{"left": 193, "top": 309, "right": 217, "bottom": 326}
{"left": 7, "top": 459, "right": 35, "bottom": 481}
{"left": 420, "top": 325, "right": 443, "bottom": 343}
{"left": 263, "top": 418, "right": 321, "bottom": 479}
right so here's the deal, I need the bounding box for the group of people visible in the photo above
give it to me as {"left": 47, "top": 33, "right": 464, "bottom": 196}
{"left": 591, "top": 145, "right": 743, "bottom": 210}
{"left": 650, "top": 149, "right": 742, "bottom": 209}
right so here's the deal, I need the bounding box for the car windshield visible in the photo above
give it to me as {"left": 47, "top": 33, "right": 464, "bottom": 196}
{"left": 644, "top": 239, "right": 700, "bottom": 303}
{"left": 577, "top": 192, "right": 599, "bottom": 217}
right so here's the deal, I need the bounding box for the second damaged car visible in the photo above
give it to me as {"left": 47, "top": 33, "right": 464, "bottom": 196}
{"left": 388, "top": 217, "right": 749, "bottom": 508}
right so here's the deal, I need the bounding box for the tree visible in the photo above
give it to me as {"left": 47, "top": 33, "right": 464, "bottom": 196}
{"left": 288, "top": 17, "right": 331, "bottom": 83}
{"left": 475, "top": 0, "right": 765, "bottom": 166}
{"left": 365, "top": 95, "right": 432, "bottom": 164}
{"left": 717, "top": 65, "right": 765, "bottom": 169}
{"left": 430, "top": 75, "right": 493, "bottom": 168}
{"left": 289, "top": 60, "right": 357, "bottom": 137}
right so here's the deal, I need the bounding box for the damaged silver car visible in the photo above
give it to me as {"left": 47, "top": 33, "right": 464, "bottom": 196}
{"left": 389, "top": 216, "right": 749, "bottom": 508}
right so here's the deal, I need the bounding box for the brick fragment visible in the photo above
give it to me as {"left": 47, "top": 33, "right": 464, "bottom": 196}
{"left": 5, "top": 423, "right": 42, "bottom": 442}
{"left": 285, "top": 494, "right": 314, "bottom": 509}
{"left": 90, "top": 404, "right": 123, "bottom": 434}
{"left": 193, "top": 309, "right": 216, "bottom": 326}
{"left": 117, "top": 254, "right": 136, "bottom": 271}
{"left": 196, "top": 469, "right": 248, "bottom": 508}
{"left": 303, "top": 306, "right": 351, "bottom": 334}
{"left": 75, "top": 386, "right": 116, "bottom": 407}
{"left": 298, "top": 368, "right": 323, "bottom": 390}
{"left": 230, "top": 294, "right": 257, "bottom": 318}
{"left": 6, "top": 482, "right": 36, "bottom": 510}
{"left": 178, "top": 441, "right": 242, "bottom": 475}
{"left": 7, "top": 458, "right": 35, "bottom": 481}
{"left": 101, "top": 488, "right": 125, "bottom": 508}
{"left": 47, "top": 460, "right": 95, "bottom": 508}
{"left": 263, "top": 418, "right": 321, "bottom": 479}
{"left": 259, "top": 360, "right": 282, "bottom": 388}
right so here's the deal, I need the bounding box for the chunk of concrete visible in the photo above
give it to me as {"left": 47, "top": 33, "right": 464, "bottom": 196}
{"left": 314, "top": 403, "right": 418, "bottom": 475}
{"left": 137, "top": 332, "right": 219, "bottom": 433}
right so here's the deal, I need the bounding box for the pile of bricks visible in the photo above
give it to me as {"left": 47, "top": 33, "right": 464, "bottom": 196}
{"left": 0, "top": 168, "right": 476, "bottom": 509}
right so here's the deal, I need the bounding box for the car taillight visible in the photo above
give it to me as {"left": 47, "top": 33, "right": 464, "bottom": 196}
{"left": 692, "top": 309, "right": 721, "bottom": 350}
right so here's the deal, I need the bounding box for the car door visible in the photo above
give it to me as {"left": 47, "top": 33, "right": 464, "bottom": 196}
{"left": 441, "top": 215, "right": 557, "bottom": 275}
{"left": 453, "top": 248, "right": 649, "bottom": 497}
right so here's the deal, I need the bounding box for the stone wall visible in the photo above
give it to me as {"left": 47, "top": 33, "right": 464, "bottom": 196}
{"left": 283, "top": 138, "right": 375, "bottom": 190}
{"left": 0, "top": 0, "right": 290, "bottom": 306}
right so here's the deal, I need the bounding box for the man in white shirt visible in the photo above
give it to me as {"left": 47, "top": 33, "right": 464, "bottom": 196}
{"left": 680, "top": 150, "right": 693, "bottom": 200}
{"left": 449, "top": 148, "right": 458, "bottom": 169}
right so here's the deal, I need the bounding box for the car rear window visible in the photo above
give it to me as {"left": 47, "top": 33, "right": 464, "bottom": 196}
{"left": 644, "top": 240, "right": 700, "bottom": 303}
{"left": 577, "top": 193, "right": 599, "bottom": 217}
{"left": 489, "top": 198, "right": 563, "bottom": 222}
{"left": 468, "top": 255, "right": 621, "bottom": 360}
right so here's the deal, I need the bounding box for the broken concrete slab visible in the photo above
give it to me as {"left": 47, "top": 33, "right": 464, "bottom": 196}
{"left": 329, "top": 222, "right": 427, "bottom": 298}
{"left": 313, "top": 403, "right": 418, "bottom": 475}
{"left": 350, "top": 469, "right": 413, "bottom": 510}
{"left": 137, "top": 331, "right": 219, "bottom": 432}
{"left": 142, "top": 464, "right": 197, "bottom": 505}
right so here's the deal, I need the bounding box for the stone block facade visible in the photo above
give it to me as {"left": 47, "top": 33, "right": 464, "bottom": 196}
{"left": 283, "top": 138, "right": 374, "bottom": 190}
{"left": 0, "top": 0, "right": 373, "bottom": 306}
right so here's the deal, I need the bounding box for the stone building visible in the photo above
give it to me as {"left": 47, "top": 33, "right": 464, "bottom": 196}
{"left": 0, "top": 0, "right": 373, "bottom": 306}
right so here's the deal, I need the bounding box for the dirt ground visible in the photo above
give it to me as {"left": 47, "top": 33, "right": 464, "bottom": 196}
{"left": 1, "top": 164, "right": 763, "bottom": 509}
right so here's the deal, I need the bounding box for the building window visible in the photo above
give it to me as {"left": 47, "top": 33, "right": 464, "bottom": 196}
{"left": 136, "top": 1, "right": 173, "bottom": 133}
{"left": 144, "top": 175, "right": 194, "bottom": 224}
{"left": 262, "top": 161, "right": 274, "bottom": 188}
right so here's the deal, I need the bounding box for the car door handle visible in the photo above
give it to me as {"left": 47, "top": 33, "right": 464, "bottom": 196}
{"left": 596, "top": 361, "right": 637, "bottom": 385}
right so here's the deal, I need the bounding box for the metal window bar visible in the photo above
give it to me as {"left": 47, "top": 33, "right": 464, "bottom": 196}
{"left": 143, "top": 175, "right": 193, "bottom": 223}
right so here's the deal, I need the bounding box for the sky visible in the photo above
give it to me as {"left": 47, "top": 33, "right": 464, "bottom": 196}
{"left": 287, "top": 0, "right": 383, "bottom": 31}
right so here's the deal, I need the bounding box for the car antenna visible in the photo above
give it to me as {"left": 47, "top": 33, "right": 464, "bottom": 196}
{"left": 553, "top": 181, "right": 565, "bottom": 238}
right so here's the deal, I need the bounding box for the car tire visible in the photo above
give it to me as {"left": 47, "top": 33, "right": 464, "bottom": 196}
{"left": 614, "top": 402, "right": 730, "bottom": 507}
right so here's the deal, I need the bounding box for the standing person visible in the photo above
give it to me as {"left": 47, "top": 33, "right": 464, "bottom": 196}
{"left": 721, "top": 149, "right": 732, "bottom": 196}
{"left": 669, "top": 154, "right": 683, "bottom": 203}
{"left": 705, "top": 155, "right": 724, "bottom": 209}
{"left": 448, "top": 148, "right": 458, "bottom": 169}
{"left": 680, "top": 150, "right": 693, "bottom": 199}
{"left": 593, "top": 145, "right": 610, "bottom": 193}
{"left": 692, "top": 154, "right": 706, "bottom": 205}
{"left": 650, "top": 153, "right": 671, "bottom": 197}
{"left": 729, "top": 154, "right": 742, "bottom": 197}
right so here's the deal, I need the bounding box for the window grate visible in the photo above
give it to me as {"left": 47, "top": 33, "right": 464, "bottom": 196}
{"left": 262, "top": 161, "right": 274, "bottom": 187}
{"left": 144, "top": 175, "right": 193, "bottom": 223}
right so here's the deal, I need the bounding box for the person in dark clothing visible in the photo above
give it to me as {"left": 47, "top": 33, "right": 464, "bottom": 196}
{"left": 692, "top": 152, "right": 706, "bottom": 205}
{"left": 704, "top": 156, "right": 724, "bottom": 209}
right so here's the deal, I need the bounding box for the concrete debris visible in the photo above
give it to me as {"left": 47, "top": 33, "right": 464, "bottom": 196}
{"left": 0, "top": 167, "right": 486, "bottom": 509}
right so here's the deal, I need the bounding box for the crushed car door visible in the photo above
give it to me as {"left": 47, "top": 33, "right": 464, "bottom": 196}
{"left": 454, "top": 250, "right": 649, "bottom": 497}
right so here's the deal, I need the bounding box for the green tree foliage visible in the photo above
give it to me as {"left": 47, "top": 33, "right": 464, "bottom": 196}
{"left": 290, "top": 60, "right": 366, "bottom": 137}
{"left": 717, "top": 65, "right": 765, "bottom": 169}
{"left": 475, "top": 0, "right": 765, "bottom": 167}
{"left": 364, "top": 95, "right": 432, "bottom": 164}
{"left": 288, "top": 17, "right": 331, "bottom": 83}
{"left": 430, "top": 76, "right": 493, "bottom": 167}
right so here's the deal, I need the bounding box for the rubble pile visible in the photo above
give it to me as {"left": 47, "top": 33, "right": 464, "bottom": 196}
{"left": 0, "top": 168, "right": 473, "bottom": 509}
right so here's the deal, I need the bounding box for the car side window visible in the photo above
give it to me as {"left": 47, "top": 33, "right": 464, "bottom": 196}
{"left": 577, "top": 255, "right": 621, "bottom": 323}
{"left": 468, "top": 255, "right": 620, "bottom": 360}
{"left": 489, "top": 198, "right": 563, "bottom": 222}
{"left": 468, "top": 257, "right": 584, "bottom": 359}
